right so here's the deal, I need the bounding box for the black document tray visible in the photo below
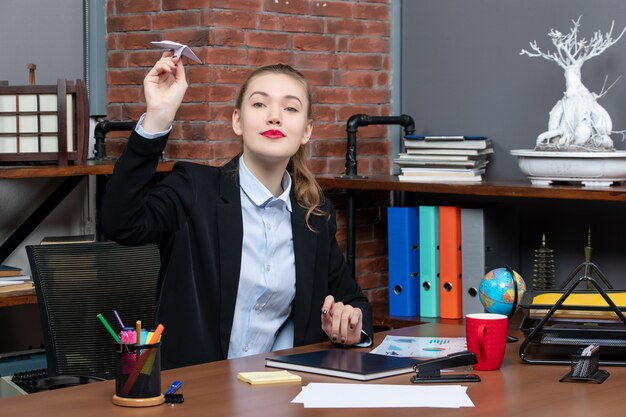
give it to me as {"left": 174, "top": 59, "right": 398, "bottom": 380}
{"left": 518, "top": 276, "right": 626, "bottom": 366}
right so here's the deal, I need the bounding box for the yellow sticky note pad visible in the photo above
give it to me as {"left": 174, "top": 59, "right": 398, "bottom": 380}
{"left": 237, "top": 370, "right": 302, "bottom": 385}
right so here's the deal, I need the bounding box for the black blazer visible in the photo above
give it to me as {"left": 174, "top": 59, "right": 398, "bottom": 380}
{"left": 101, "top": 131, "right": 373, "bottom": 369}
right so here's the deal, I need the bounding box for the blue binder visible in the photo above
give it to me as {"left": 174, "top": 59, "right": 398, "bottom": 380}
{"left": 387, "top": 207, "right": 420, "bottom": 316}
{"left": 419, "top": 206, "right": 440, "bottom": 318}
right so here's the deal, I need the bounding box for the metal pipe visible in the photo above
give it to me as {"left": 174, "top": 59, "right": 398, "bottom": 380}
{"left": 340, "top": 114, "right": 416, "bottom": 281}
{"left": 93, "top": 120, "right": 136, "bottom": 160}
{"left": 344, "top": 114, "right": 415, "bottom": 178}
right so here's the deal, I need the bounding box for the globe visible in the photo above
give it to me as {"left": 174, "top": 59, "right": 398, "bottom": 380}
{"left": 479, "top": 267, "right": 527, "bottom": 316}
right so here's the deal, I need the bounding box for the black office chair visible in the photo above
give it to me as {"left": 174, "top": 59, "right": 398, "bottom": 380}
{"left": 26, "top": 241, "right": 160, "bottom": 388}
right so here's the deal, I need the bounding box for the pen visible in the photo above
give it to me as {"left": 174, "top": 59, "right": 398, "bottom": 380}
{"left": 113, "top": 310, "right": 125, "bottom": 329}
{"left": 97, "top": 313, "right": 121, "bottom": 343}
{"left": 165, "top": 380, "right": 183, "bottom": 395}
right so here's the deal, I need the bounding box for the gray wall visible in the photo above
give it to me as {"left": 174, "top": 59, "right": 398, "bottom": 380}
{"left": 0, "top": 0, "right": 84, "bottom": 85}
{"left": 0, "top": 0, "right": 89, "bottom": 356}
{"left": 400, "top": 1, "right": 626, "bottom": 287}
{"left": 401, "top": 0, "right": 626, "bottom": 180}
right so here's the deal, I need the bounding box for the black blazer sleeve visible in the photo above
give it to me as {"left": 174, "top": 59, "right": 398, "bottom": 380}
{"left": 324, "top": 201, "right": 374, "bottom": 342}
{"left": 100, "top": 131, "right": 197, "bottom": 244}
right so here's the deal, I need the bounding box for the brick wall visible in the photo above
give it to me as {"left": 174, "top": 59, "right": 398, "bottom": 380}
{"left": 105, "top": 0, "right": 392, "bottom": 305}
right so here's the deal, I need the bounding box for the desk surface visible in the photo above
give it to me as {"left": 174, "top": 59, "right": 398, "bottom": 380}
{"left": 1, "top": 322, "right": 623, "bottom": 417}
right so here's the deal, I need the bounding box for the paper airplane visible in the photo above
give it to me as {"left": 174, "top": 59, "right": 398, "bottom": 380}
{"left": 150, "top": 40, "right": 202, "bottom": 63}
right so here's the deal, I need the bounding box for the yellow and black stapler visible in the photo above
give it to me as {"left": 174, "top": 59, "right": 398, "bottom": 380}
{"left": 411, "top": 351, "right": 481, "bottom": 383}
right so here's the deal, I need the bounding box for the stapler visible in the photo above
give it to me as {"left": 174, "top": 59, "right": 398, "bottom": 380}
{"left": 410, "top": 351, "right": 481, "bottom": 383}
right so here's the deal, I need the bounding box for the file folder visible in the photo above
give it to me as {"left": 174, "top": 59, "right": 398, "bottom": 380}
{"left": 439, "top": 206, "right": 463, "bottom": 319}
{"left": 461, "top": 208, "right": 485, "bottom": 315}
{"left": 484, "top": 204, "right": 520, "bottom": 274}
{"left": 387, "top": 207, "right": 420, "bottom": 316}
{"left": 419, "top": 206, "right": 439, "bottom": 318}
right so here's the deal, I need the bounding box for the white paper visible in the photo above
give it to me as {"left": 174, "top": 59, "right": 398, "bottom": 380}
{"left": 0, "top": 281, "right": 25, "bottom": 286}
{"left": 370, "top": 335, "right": 467, "bottom": 359}
{"left": 291, "top": 383, "right": 474, "bottom": 408}
{"left": 150, "top": 40, "right": 202, "bottom": 63}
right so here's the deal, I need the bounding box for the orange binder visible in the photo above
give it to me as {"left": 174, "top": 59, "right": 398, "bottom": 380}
{"left": 439, "top": 206, "right": 463, "bottom": 319}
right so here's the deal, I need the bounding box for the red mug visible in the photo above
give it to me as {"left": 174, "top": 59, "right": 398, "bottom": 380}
{"left": 465, "top": 313, "right": 508, "bottom": 371}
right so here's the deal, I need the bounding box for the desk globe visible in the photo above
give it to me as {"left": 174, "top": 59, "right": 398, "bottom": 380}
{"left": 479, "top": 267, "right": 527, "bottom": 316}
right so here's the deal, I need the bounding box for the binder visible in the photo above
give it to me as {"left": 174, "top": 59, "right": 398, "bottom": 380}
{"left": 439, "top": 206, "right": 463, "bottom": 319}
{"left": 387, "top": 207, "right": 420, "bottom": 316}
{"left": 460, "top": 208, "right": 485, "bottom": 315}
{"left": 418, "top": 206, "right": 439, "bottom": 318}
{"left": 484, "top": 204, "right": 520, "bottom": 274}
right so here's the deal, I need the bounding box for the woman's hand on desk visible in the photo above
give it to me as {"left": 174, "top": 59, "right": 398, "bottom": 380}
{"left": 321, "top": 295, "right": 363, "bottom": 346}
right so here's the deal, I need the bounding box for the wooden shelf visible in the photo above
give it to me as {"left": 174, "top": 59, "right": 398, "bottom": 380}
{"left": 0, "top": 287, "right": 36, "bottom": 307}
{"left": 0, "top": 160, "right": 175, "bottom": 179}
{"left": 316, "top": 175, "right": 626, "bottom": 202}
{"left": 0, "top": 160, "right": 175, "bottom": 308}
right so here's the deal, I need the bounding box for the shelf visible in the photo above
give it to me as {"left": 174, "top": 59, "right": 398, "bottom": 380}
{"left": 316, "top": 175, "right": 626, "bottom": 202}
{"left": 0, "top": 160, "right": 175, "bottom": 308}
{"left": 0, "top": 287, "right": 36, "bottom": 308}
{"left": 0, "top": 160, "right": 175, "bottom": 179}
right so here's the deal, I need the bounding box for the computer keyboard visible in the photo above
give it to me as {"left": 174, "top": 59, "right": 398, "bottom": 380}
{"left": 11, "top": 368, "right": 48, "bottom": 393}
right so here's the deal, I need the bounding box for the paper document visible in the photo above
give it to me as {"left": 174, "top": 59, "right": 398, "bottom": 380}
{"left": 370, "top": 335, "right": 467, "bottom": 359}
{"left": 291, "top": 383, "right": 474, "bottom": 408}
{"left": 150, "top": 40, "right": 202, "bottom": 63}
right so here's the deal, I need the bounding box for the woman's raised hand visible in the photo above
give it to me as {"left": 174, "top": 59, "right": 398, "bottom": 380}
{"left": 142, "top": 51, "right": 189, "bottom": 134}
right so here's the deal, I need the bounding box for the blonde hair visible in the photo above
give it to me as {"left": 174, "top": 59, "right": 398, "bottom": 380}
{"left": 235, "top": 64, "right": 328, "bottom": 229}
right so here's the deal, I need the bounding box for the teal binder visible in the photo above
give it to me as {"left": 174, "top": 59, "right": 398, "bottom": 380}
{"left": 387, "top": 207, "right": 420, "bottom": 316}
{"left": 419, "top": 206, "right": 440, "bottom": 318}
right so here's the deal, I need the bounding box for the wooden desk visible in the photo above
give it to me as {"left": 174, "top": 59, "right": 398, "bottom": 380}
{"left": 2, "top": 322, "right": 623, "bottom": 416}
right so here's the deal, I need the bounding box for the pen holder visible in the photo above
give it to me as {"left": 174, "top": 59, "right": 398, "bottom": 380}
{"left": 560, "top": 350, "right": 609, "bottom": 384}
{"left": 112, "top": 343, "right": 164, "bottom": 407}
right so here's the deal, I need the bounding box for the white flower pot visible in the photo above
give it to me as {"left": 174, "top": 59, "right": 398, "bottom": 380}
{"left": 510, "top": 149, "right": 626, "bottom": 186}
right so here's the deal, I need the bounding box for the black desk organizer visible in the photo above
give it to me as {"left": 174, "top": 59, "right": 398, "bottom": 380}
{"left": 559, "top": 350, "right": 610, "bottom": 383}
{"left": 519, "top": 273, "right": 626, "bottom": 366}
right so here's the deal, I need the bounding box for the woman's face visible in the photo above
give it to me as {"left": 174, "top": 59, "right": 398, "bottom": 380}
{"left": 232, "top": 72, "right": 312, "bottom": 168}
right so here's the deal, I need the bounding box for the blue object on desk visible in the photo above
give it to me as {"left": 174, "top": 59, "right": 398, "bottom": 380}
{"left": 165, "top": 380, "right": 182, "bottom": 395}
{"left": 387, "top": 207, "right": 420, "bottom": 317}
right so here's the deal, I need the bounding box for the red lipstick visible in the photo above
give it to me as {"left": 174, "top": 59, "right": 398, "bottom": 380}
{"left": 261, "top": 130, "right": 286, "bottom": 139}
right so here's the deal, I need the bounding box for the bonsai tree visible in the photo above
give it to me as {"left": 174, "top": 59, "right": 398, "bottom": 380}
{"left": 521, "top": 17, "right": 626, "bottom": 151}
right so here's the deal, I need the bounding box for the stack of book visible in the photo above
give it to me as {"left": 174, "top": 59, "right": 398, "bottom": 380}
{"left": 394, "top": 135, "right": 493, "bottom": 182}
{"left": 0, "top": 264, "right": 32, "bottom": 293}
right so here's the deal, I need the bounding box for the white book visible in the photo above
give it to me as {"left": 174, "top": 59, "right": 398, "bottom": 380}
{"left": 0, "top": 280, "right": 26, "bottom": 286}
{"left": 406, "top": 148, "right": 494, "bottom": 156}
{"left": 401, "top": 168, "right": 483, "bottom": 177}
{"left": 0, "top": 275, "right": 31, "bottom": 282}
{"left": 404, "top": 138, "right": 493, "bottom": 150}
{"left": 398, "top": 175, "right": 483, "bottom": 183}
{"left": 395, "top": 159, "right": 488, "bottom": 168}
{"left": 396, "top": 153, "right": 479, "bottom": 161}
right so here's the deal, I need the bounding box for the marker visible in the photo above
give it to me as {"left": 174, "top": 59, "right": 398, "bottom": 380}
{"left": 97, "top": 313, "right": 121, "bottom": 343}
{"left": 135, "top": 320, "right": 142, "bottom": 345}
{"left": 165, "top": 380, "right": 183, "bottom": 395}
{"left": 113, "top": 310, "right": 125, "bottom": 329}
{"left": 147, "top": 324, "right": 164, "bottom": 344}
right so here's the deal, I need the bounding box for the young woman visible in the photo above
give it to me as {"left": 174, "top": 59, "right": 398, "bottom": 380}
{"left": 101, "top": 52, "right": 373, "bottom": 369}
